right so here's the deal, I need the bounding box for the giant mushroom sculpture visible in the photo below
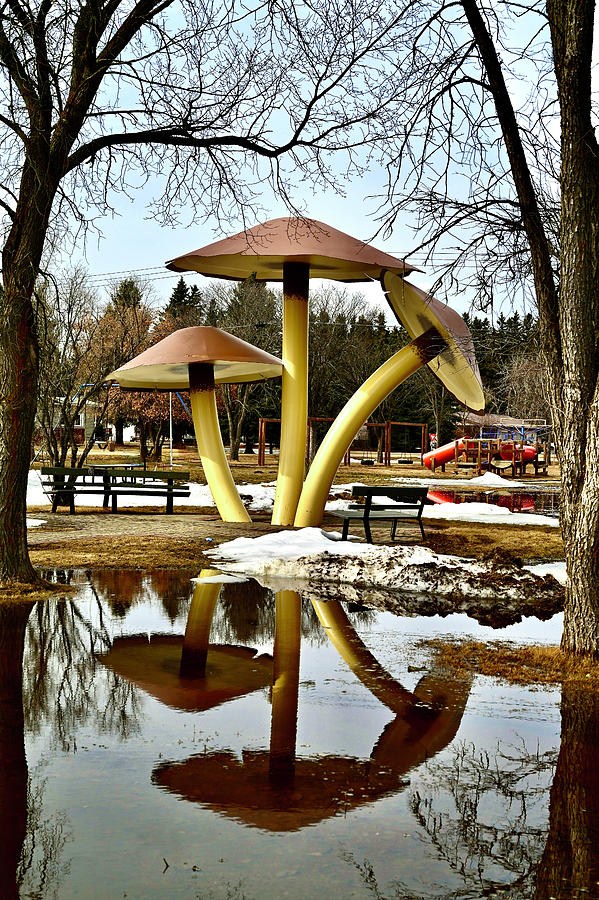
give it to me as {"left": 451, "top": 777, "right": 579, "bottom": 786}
{"left": 166, "top": 217, "right": 419, "bottom": 525}
{"left": 108, "top": 326, "right": 282, "bottom": 522}
{"left": 293, "top": 272, "right": 485, "bottom": 526}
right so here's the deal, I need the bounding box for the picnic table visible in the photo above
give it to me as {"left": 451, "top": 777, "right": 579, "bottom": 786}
{"left": 40, "top": 466, "right": 191, "bottom": 514}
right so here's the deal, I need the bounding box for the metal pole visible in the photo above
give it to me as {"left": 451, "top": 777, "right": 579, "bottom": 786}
{"left": 169, "top": 391, "right": 173, "bottom": 468}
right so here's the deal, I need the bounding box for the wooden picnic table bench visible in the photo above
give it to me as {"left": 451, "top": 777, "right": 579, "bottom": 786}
{"left": 328, "top": 485, "right": 428, "bottom": 543}
{"left": 40, "top": 466, "right": 190, "bottom": 514}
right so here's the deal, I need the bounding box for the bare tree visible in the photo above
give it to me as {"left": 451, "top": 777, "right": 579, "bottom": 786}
{"left": 0, "top": 0, "right": 409, "bottom": 582}
{"left": 36, "top": 270, "right": 153, "bottom": 468}
{"left": 374, "top": 1, "right": 599, "bottom": 656}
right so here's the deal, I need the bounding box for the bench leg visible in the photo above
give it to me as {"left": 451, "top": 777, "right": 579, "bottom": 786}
{"left": 390, "top": 519, "right": 397, "bottom": 540}
{"left": 112, "top": 495, "right": 118, "bottom": 513}
{"left": 341, "top": 518, "right": 350, "bottom": 541}
{"left": 166, "top": 493, "right": 174, "bottom": 515}
{"left": 70, "top": 496, "right": 75, "bottom": 515}
{"left": 363, "top": 517, "right": 373, "bottom": 544}
{"left": 419, "top": 518, "right": 425, "bottom": 540}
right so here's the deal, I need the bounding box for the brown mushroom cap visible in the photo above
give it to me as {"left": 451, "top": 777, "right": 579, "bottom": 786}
{"left": 382, "top": 271, "right": 485, "bottom": 414}
{"left": 108, "top": 326, "right": 282, "bottom": 390}
{"left": 166, "top": 217, "right": 420, "bottom": 282}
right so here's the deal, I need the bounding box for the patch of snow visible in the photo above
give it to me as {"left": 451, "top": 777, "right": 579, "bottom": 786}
{"left": 468, "top": 471, "right": 523, "bottom": 487}
{"left": 206, "top": 527, "right": 563, "bottom": 603}
{"left": 525, "top": 561, "right": 567, "bottom": 584}
{"left": 422, "top": 502, "right": 558, "bottom": 527}
{"left": 26, "top": 518, "right": 45, "bottom": 528}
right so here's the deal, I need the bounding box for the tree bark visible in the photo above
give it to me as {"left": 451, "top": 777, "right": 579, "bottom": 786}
{"left": 0, "top": 166, "right": 56, "bottom": 582}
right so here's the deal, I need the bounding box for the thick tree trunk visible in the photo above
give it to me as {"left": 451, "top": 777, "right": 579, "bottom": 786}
{"left": 546, "top": 0, "right": 599, "bottom": 655}
{"left": 0, "top": 290, "right": 39, "bottom": 583}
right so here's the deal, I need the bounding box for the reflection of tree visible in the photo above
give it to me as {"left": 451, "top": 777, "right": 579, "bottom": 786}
{"left": 343, "top": 739, "right": 556, "bottom": 899}
{"left": 88, "top": 570, "right": 193, "bottom": 621}
{"left": 17, "top": 764, "right": 72, "bottom": 900}
{"left": 212, "top": 582, "right": 375, "bottom": 646}
{"left": 23, "top": 599, "right": 142, "bottom": 748}
{"left": 535, "top": 684, "right": 599, "bottom": 900}
{"left": 0, "top": 602, "right": 34, "bottom": 899}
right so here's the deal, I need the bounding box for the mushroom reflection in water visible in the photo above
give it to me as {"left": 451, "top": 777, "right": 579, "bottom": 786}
{"left": 108, "top": 327, "right": 282, "bottom": 523}
{"left": 151, "top": 590, "right": 472, "bottom": 832}
{"left": 97, "top": 571, "right": 273, "bottom": 713}
{"left": 295, "top": 272, "right": 485, "bottom": 526}
{"left": 166, "top": 217, "right": 419, "bottom": 526}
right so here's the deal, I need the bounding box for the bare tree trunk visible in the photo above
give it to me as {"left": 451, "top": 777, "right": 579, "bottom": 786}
{"left": 0, "top": 274, "right": 44, "bottom": 582}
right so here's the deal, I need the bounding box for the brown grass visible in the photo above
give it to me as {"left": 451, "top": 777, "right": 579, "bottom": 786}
{"left": 425, "top": 638, "right": 599, "bottom": 686}
{"left": 0, "top": 580, "right": 75, "bottom": 604}
{"left": 30, "top": 536, "right": 216, "bottom": 571}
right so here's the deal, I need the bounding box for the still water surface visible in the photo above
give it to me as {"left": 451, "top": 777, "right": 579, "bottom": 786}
{"left": 1, "top": 570, "right": 594, "bottom": 899}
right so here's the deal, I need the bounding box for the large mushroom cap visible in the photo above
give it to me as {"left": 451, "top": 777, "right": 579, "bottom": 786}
{"left": 382, "top": 271, "right": 485, "bottom": 414}
{"left": 166, "top": 217, "right": 420, "bottom": 282}
{"left": 108, "top": 326, "right": 283, "bottom": 390}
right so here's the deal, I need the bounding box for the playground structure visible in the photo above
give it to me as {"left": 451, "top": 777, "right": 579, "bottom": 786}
{"left": 423, "top": 437, "right": 550, "bottom": 477}
{"left": 257, "top": 418, "right": 428, "bottom": 469}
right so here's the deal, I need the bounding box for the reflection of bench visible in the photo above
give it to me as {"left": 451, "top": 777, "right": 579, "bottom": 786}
{"left": 40, "top": 467, "right": 190, "bottom": 514}
{"left": 329, "top": 485, "right": 428, "bottom": 543}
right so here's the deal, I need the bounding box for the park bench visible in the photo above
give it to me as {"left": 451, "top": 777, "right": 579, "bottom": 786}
{"left": 328, "top": 485, "right": 428, "bottom": 543}
{"left": 40, "top": 466, "right": 190, "bottom": 514}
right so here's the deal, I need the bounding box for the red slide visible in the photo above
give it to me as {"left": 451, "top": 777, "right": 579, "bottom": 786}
{"left": 423, "top": 440, "right": 463, "bottom": 470}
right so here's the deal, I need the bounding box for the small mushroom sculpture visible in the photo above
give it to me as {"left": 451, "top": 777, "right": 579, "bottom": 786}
{"left": 293, "top": 273, "right": 485, "bottom": 526}
{"left": 108, "top": 326, "right": 282, "bottom": 522}
{"left": 166, "top": 217, "right": 418, "bottom": 525}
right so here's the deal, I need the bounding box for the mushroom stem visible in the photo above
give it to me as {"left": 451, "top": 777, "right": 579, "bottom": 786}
{"left": 189, "top": 363, "right": 251, "bottom": 523}
{"left": 272, "top": 262, "right": 310, "bottom": 526}
{"left": 294, "top": 328, "right": 447, "bottom": 527}
{"left": 269, "top": 590, "right": 302, "bottom": 784}
{"left": 180, "top": 571, "right": 222, "bottom": 678}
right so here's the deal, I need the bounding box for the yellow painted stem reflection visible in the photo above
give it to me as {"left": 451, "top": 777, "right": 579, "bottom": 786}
{"left": 269, "top": 590, "right": 302, "bottom": 782}
{"left": 312, "top": 598, "right": 472, "bottom": 772}
{"left": 272, "top": 262, "right": 309, "bottom": 526}
{"left": 294, "top": 338, "right": 436, "bottom": 527}
{"left": 180, "top": 570, "right": 222, "bottom": 677}
{"left": 311, "top": 599, "right": 416, "bottom": 713}
{"left": 189, "top": 382, "right": 251, "bottom": 524}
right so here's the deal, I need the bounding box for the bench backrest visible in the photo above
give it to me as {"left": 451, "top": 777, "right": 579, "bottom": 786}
{"left": 41, "top": 466, "right": 95, "bottom": 480}
{"left": 100, "top": 469, "right": 190, "bottom": 482}
{"left": 351, "top": 485, "right": 428, "bottom": 504}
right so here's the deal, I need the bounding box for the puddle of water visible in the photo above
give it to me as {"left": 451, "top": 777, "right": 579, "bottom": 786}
{"left": 427, "top": 488, "right": 560, "bottom": 517}
{"left": 1, "top": 570, "right": 592, "bottom": 899}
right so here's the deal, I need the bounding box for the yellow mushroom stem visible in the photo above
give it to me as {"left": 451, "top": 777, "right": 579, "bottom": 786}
{"left": 272, "top": 262, "right": 310, "bottom": 526}
{"left": 294, "top": 327, "right": 447, "bottom": 527}
{"left": 179, "top": 571, "right": 222, "bottom": 678}
{"left": 189, "top": 362, "right": 251, "bottom": 523}
{"left": 269, "top": 590, "right": 302, "bottom": 783}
